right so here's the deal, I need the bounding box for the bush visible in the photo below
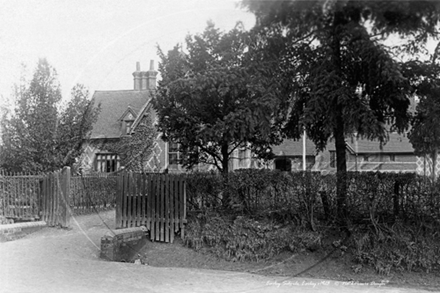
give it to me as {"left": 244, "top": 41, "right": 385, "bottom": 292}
{"left": 353, "top": 222, "right": 440, "bottom": 274}
{"left": 185, "top": 212, "right": 322, "bottom": 262}
{"left": 70, "top": 175, "right": 118, "bottom": 214}
{"left": 183, "top": 169, "right": 440, "bottom": 273}
{"left": 185, "top": 172, "right": 223, "bottom": 212}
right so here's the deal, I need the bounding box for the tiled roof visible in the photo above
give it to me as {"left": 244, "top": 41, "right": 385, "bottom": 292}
{"left": 327, "top": 133, "right": 414, "bottom": 154}
{"left": 90, "top": 90, "right": 151, "bottom": 139}
{"left": 272, "top": 138, "right": 317, "bottom": 156}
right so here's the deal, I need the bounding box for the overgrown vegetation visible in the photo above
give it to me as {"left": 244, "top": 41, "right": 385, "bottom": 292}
{"left": 183, "top": 170, "right": 440, "bottom": 275}
{"left": 70, "top": 174, "right": 119, "bottom": 214}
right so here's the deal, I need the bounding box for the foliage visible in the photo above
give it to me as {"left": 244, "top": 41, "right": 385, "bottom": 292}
{"left": 188, "top": 170, "right": 440, "bottom": 225}
{"left": 184, "top": 169, "right": 440, "bottom": 273}
{"left": 153, "top": 22, "right": 284, "bottom": 174}
{"left": 1, "top": 59, "right": 62, "bottom": 172}
{"left": 56, "top": 84, "right": 100, "bottom": 170}
{"left": 185, "top": 171, "right": 224, "bottom": 211}
{"left": 407, "top": 42, "right": 440, "bottom": 179}
{"left": 102, "top": 115, "right": 156, "bottom": 172}
{"left": 185, "top": 212, "right": 322, "bottom": 262}
{"left": 241, "top": 0, "right": 440, "bottom": 223}
{"left": 70, "top": 174, "right": 118, "bottom": 214}
{"left": 0, "top": 60, "right": 99, "bottom": 173}
{"left": 353, "top": 222, "right": 440, "bottom": 274}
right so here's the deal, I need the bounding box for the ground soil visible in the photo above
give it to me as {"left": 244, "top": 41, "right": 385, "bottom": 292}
{"left": 139, "top": 232, "right": 440, "bottom": 292}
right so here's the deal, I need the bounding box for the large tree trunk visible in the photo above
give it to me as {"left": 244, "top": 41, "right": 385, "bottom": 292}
{"left": 432, "top": 149, "right": 438, "bottom": 182}
{"left": 221, "top": 143, "right": 230, "bottom": 207}
{"left": 331, "top": 17, "right": 348, "bottom": 227}
{"left": 221, "top": 144, "right": 229, "bottom": 175}
{"left": 334, "top": 112, "right": 348, "bottom": 225}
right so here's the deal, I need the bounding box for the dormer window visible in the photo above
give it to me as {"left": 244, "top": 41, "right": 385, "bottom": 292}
{"left": 120, "top": 108, "right": 136, "bottom": 136}
{"left": 125, "top": 120, "right": 134, "bottom": 134}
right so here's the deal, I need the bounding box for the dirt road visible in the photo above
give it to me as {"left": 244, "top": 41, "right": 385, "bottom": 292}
{"left": 0, "top": 211, "right": 434, "bottom": 293}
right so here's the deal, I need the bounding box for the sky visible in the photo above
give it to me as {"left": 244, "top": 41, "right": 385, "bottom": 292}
{"left": 0, "top": 0, "right": 255, "bottom": 106}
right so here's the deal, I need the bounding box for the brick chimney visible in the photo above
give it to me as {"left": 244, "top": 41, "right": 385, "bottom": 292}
{"left": 133, "top": 60, "right": 157, "bottom": 90}
{"left": 141, "top": 71, "right": 148, "bottom": 90}
{"left": 145, "top": 60, "right": 158, "bottom": 90}
{"left": 133, "top": 62, "right": 142, "bottom": 90}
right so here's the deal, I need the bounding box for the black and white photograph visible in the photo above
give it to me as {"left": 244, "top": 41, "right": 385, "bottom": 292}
{"left": 0, "top": 1, "right": 440, "bottom": 292}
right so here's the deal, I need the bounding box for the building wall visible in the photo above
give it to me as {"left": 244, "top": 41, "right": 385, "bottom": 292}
{"left": 80, "top": 136, "right": 423, "bottom": 175}
{"left": 79, "top": 136, "right": 168, "bottom": 174}
{"left": 315, "top": 150, "right": 417, "bottom": 173}
{"left": 416, "top": 154, "right": 440, "bottom": 179}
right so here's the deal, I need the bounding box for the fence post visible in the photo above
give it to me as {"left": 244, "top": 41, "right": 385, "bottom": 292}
{"left": 115, "top": 173, "right": 123, "bottom": 228}
{"left": 60, "top": 166, "right": 72, "bottom": 228}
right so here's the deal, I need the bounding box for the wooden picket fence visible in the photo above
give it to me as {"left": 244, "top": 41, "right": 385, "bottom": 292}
{"left": 116, "top": 173, "right": 186, "bottom": 243}
{"left": 0, "top": 171, "right": 42, "bottom": 220}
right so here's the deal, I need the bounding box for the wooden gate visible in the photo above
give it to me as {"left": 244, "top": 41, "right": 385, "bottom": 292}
{"left": 116, "top": 173, "right": 186, "bottom": 243}
{"left": 39, "top": 167, "right": 71, "bottom": 227}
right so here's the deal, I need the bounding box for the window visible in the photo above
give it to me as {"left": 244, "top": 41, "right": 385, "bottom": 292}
{"left": 390, "top": 154, "right": 396, "bottom": 162}
{"left": 95, "top": 154, "right": 120, "bottom": 173}
{"left": 275, "top": 158, "right": 291, "bottom": 172}
{"left": 168, "top": 141, "right": 181, "bottom": 169}
{"left": 125, "top": 120, "right": 134, "bottom": 135}
{"left": 238, "top": 148, "right": 247, "bottom": 168}
{"left": 330, "top": 151, "right": 336, "bottom": 168}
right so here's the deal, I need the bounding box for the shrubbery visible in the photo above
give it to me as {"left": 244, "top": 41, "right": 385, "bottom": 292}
{"left": 70, "top": 175, "right": 118, "bottom": 214}
{"left": 185, "top": 211, "right": 322, "bottom": 262}
{"left": 184, "top": 169, "right": 440, "bottom": 273}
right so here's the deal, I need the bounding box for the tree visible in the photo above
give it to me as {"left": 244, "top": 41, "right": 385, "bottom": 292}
{"left": 55, "top": 84, "right": 100, "bottom": 170}
{"left": 153, "top": 22, "right": 283, "bottom": 175}
{"left": 408, "top": 43, "right": 440, "bottom": 181}
{"left": 0, "top": 59, "right": 99, "bottom": 173}
{"left": 242, "top": 0, "right": 440, "bottom": 223}
{"left": 1, "top": 58, "right": 62, "bottom": 172}
{"left": 103, "top": 115, "right": 157, "bottom": 172}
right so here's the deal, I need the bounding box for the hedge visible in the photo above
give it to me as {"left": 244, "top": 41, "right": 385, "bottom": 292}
{"left": 185, "top": 170, "right": 440, "bottom": 227}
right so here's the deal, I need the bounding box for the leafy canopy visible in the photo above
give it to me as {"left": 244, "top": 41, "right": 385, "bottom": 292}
{"left": 242, "top": 0, "right": 440, "bottom": 221}
{"left": 153, "top": 22, "right": 283, "bottom": 173}
{"left": 407, "top": 42, "right": 440, "bottom": 157}
{"left": 56, "top": 84, "right": 100, "bottom": 169}
{"left": 0, "top": 59, "right": 99, "bottom": 173}
{"left": 243, "top": 0, "right": 440, "bottom": 149}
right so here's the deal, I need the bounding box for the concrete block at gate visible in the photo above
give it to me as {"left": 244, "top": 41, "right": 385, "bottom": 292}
{"left": 100, "top": 226, "right": 147, "bottom": 262}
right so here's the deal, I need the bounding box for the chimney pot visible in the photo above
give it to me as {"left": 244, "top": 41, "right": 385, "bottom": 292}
{"left": 136, "top": 61, "right": 140, "bottom": 71}
{"left": 149, "top": 60, "right": 154, "bottom": 70}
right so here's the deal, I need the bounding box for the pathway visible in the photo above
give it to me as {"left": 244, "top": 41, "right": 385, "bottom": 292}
{"left": 0, "top": 210, "right": 434, "bottom": 293}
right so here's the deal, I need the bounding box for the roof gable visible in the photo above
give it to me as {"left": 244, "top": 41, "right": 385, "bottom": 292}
{"left": 119, "top": 106, "right": 137, "bottom": 121}
{"left": 130, "top": 96, "right": 158, "bottom": 134}
{"left": 90, "top": 90, "right": 151, "bottom": 139}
